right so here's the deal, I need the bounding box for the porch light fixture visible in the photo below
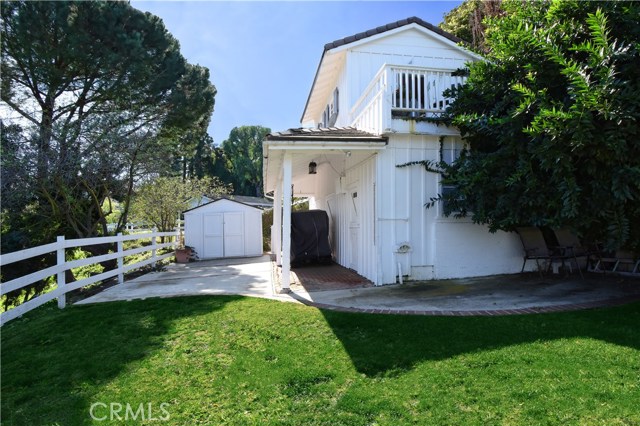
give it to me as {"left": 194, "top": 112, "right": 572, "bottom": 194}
{"left": 308, "top": 161, "right": 317, "bottom": 174}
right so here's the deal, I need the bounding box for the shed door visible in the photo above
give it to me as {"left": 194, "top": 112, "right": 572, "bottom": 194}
{"left": 223, "top": 212, "right": 245, "bottom": 257}
{"left": 203, "top": 213, "right": 224, "bottom": 258}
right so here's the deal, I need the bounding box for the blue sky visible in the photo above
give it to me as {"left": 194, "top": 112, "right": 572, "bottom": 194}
{"left": 133, "top": 1, "right": 462, "bottom": 145}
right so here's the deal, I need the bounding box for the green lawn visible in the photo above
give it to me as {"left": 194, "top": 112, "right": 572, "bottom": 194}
{"left": 2, "top": 296, "right": 639, "bottom": 425}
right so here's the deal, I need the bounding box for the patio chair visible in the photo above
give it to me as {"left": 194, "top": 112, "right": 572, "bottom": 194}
{"left": 516, "top": 227, "right": 564, "bottom": 277}
{"left": 592, "top": 250, "right": 639, "bottom": 275}
{"left": 550, "top": 228, "right": 594, "bottom": 279}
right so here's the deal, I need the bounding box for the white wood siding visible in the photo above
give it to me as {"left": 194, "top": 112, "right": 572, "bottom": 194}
{"left": 346, "top": 28, "right": 472, "bottom": 114}
{"left": 327, "top": 62, "right": 350, "bottom": 128}
{"left": 376, "top": 134, "right": 439, "bottom": 284}
{"left": 311, "top": 28, "right": 475, "bottom": 129}
{"left": 376, "top": 134, "right": 525, "bottom": 282}
{"left": 312, "top": 156, "right": 377, "bottom": 283}
{"left": 300, "top": 25, "right": 526, "bottom": 284}
{"left": 306, "top": 136, "right": 524, "bottom": 284}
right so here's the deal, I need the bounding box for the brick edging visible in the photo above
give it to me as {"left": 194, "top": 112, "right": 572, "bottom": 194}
{"left": 294, "top": 294, "right": 640, "bottom": 316}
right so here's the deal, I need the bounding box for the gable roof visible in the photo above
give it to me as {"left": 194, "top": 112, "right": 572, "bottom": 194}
{"left": 323, "top": 16, "right": 462, "bottom": 51}
{"left": 301, "top": 17, "right": 467, "bottom": 124}
{"left": 229, "top": 195, "right": 273, "bottom": 208}
{"left": 183, "top": 197, "right": 263, "bottom": 214}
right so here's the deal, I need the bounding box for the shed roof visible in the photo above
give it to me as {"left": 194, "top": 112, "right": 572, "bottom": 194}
{"left": 228, "top": 195, "right": 273, "bottom": 207}
{"left": 183, "top": 197, "right": 263, "bottom": 214}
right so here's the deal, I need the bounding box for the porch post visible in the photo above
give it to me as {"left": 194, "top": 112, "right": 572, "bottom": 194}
{"left": 273, "top": 182, "right": 282, "bottom": 266}
{"left": 281, "top": 153, "right": 293, "bottom": 291}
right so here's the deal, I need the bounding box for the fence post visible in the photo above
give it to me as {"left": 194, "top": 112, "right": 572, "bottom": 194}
{"left": 175, "top": 226, "right": 181, "bottom": 249}
{"left": 56, "top": 236, "right": 66, "bottom": 309}
{"left": 151, "top": 227, "right": 157, "bottom": 268}
{"left": 117, "top": 232, "right": 124, "bottom": 285}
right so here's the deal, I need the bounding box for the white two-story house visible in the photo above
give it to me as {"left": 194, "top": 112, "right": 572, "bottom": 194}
{"left": 264, "top": 17, "right": 525, "bottom": 288}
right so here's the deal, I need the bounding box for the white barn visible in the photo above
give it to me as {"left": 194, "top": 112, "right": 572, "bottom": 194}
{"left": 264, "top": 17, "right": 526, "bottom": 289}
{"left": 183, "top": 199, "right": 263, "bottom": 260}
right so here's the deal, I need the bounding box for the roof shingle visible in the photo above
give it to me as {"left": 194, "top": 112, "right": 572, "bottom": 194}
{"left": 267, "top": 127, "right": 388, "bottom": 142}
{"left": 323, "top": 16, "right": 462, "bottom": 52}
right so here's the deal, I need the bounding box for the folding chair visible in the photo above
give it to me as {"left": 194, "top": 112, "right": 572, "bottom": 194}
{"left": 516, "top": 227, "right": 561, "bottom": 277}
{"left": 551, "top": 228, "right": 593, "bottom": 279}
{"left": 592, "top": 250, "right": 639, "bottom": 274}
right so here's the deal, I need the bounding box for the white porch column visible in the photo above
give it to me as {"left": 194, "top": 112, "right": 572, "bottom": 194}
{"left": 273, "top": 183, "right": 282, "bottom": 266}
{"left": 281, "top": 153, "right": 293, "bottom": 291}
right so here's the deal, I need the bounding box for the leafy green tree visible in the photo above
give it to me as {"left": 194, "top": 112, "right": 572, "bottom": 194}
{"left": 221, "top": 126, "right": 270, "bottom": 197}
{"left": 185, "top": 134, "right": 231, "bottom": 184}
{"left": 210, "top": 146, "right": 234, "bottom": 185}
{"left": 1, "top": 1, "right": 216, "bottom": 243}
{"left": 442, "top": 0, "right": 640, "bottom": 250}
{"left": 440, "top": 0, "right": 503, "bottom": 52}
{"left": 165, "top": 64, "right": 218, "bottom": 180}
{"left": 0, "top": 121, "right": 47, "bottom": 250}
{"left": 130, "top": 177, "right": 232, "bottom": 233}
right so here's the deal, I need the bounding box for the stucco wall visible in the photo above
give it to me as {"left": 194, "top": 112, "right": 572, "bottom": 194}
{"left": 433, "top": 220, "right": 525, "bottom": 279}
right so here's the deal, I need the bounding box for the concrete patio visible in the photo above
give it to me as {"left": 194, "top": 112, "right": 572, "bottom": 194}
{"left": 77, "top": 255, "right": 278, "bottom": 305}
{"left": 78, "top": 256, "right": 640, "bottom": 315}
{"left": 296, "top": 272, "right": 640, "bottom": 315}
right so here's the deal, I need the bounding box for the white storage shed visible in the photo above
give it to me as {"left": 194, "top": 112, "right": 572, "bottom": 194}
{"left": 183, "top": 198, "right": 263, "bottom": 259}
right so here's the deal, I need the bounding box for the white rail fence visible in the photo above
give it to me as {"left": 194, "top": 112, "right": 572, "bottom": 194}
{"left": 0, "top": 230, "right": 180, "bottom": 325}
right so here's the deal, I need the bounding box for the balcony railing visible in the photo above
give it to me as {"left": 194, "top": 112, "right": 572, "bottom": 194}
{"left": 350, "top": 64, "right": 466, "bottom": 135}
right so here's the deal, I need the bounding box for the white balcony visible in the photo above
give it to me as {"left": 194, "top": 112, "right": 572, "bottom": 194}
{"left": 350, "top": 64, "right": 466, "bottom": 135}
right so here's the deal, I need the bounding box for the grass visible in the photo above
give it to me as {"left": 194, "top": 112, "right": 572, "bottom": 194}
{"left": 2, "top": 296, "right": 639, "bottom": 425}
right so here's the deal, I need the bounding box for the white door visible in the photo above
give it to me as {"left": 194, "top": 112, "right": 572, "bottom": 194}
{"left": 348, "top": 184, "right": 360, "bottom": 271}
{"left": 223, "top": 212, "right": 245, "bottom": 257}
{"left": 203, "top": 213, "right": 224, "bottom": 258}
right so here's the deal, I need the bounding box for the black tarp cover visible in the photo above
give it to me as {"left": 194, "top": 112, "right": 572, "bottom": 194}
{"left": 290, "top": 210, "right": 332, "bottom": 267}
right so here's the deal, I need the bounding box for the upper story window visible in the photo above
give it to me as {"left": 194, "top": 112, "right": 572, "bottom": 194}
{"left": 321, "top": 87, "right": 340, "bottom": 127}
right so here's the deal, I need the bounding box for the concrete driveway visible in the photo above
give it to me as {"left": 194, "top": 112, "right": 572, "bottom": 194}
{"left": 77, "top": 256, "right": 640, "bottom": 315}
{"left": 77, "top": 255, "right": 277, "bottom": 305}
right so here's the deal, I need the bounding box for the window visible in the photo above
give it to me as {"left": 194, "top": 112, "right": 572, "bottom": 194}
{"left": 441, "top": 138, "right": 464, "bottom": 165}
{"left": 322, "top": 105, "right": 330, "bottom": 127}
{"left": 320, "top": 88, "right": 340, "bottom": 128}
{"left": 440, "top": 138, "right": 466, "bottom": 214}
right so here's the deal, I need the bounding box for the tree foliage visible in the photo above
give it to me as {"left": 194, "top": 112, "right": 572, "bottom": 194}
{"left": 130, "top": 177, "right": 232, "bottom": 233}
{"left": 0, "top": 1, "right": 216, "bottom": 246}
{"left": 442, "top": 0, "right": 640, "bottom": 250}
{"left": 221, "top": 126, "right": 270, "bottom": 197}
{"left": 440, "top": 0, "right": 504, "bottom": 52}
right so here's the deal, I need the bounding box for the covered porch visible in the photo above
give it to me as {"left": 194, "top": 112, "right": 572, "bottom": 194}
{"left": 263, "top": 127, "right": 387, "bottom": 291}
